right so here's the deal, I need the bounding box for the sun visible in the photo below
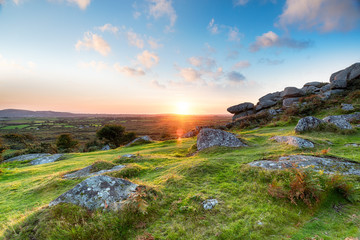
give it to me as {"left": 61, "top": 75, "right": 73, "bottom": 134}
{"left": 176, "top": 101, "right": 190, "bottom": 115}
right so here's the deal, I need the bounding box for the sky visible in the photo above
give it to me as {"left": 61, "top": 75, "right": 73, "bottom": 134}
{"left": 0, "top": 0, "right": 359, "bottom": 115}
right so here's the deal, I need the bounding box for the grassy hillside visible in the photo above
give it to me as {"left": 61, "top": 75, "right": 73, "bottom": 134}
{"left": 1, "top": 94, "right": 360, "bottom": 239}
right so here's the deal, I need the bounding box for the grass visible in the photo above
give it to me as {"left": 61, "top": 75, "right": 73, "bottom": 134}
{"left": 1, "top": 113, "right": 360, "bottom": 239}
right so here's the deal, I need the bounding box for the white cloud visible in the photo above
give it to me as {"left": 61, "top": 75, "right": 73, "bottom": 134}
{"left": 228, "top": 26, "right": 242, "bottom": 42}
{"left": 151, "top": 79, "right": 166, "bottom": 89}
{"left": 67, "top": 0, "right": 90, "bottom": 10}
{"left": 75, "top": 32, "right": 111, "bottom": 56}
{"left": 226, "top": 50, "right": 239, "bottom": 60}
{"left": 114, "top": 63, "right": 145, "bottom": 77}
{"left": 188, "top": 56, "right": 216, "bottom": 70}
{"left": 148, "top": 37, "right": 163, "bottom": 49}
{"left": 232, "top": 61, "right": 251, "bottom": 70}
{"left": 259, "top": 58, "right": 284, "bottom": 65}
{"left": 207, "top": 18, "right": 219, "bottom": 34}
{"left": 137, "top": 50, "right": 159, "bottom": 68}
{"left": 133, "top": 11, "right": 141, "bottom": 19}
{"left": 79, "top": 61, "right": 109, "bottom": 71}
{"left": 179, "top": 68, "right": 202, "bottom": 82}
{"left": 97, "top": 23, "right": 118, "bottom": 34}
{"left": 277, "top": 0, "right": 360, "bottom": 32}
{"left": 233, "top": 0, "right": 249, "bottom": 6}
{"left": 127, "top": 30, "right": 144, "bottom": 49}
{"left": 0, "top": 54, "right": 35, "bottom": 72}
{"left": 148, "top": 0, "right": 177, "bottom": 31}
{"left": 250, "top": 31, "right": 311, "bottom": 52}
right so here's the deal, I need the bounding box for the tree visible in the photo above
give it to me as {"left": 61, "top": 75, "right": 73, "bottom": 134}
{"left": 96, "top": 124, "right": 136, "bottom": 147}
{"left": 56, "top": 134, "right": 78, "bottom": 152}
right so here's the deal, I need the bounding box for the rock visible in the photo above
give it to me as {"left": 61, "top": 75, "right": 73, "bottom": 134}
{"left": 121, "top": 154, "right": 136, "bottom": 158}
{"left": 270, "top": 136, "right": 314, "bottom": 148}
{"left": 249, "top": 155, "right": 360, "bottom": 175}
{"left": 233, "top": 110, "right": 254, "bottom": 121}
{"left": 282, "top": 97, "right": 300, "bottom": 108}
{"left": 302, "top": 85, "right": 320, "bottom": 94}
{"left": 64, "top": 165, "right": 125, "bottom": 179}
{"left": 330, "top": 63, "right": 360, "bottom": 83}
{"left": 323, "top": 116, "right": 353, "bottom": 130}
{"left": 259, "top": 91, "right": 282, "bottom": 102}
{"left": 341, "top": 103, "right": 354, "bottom": 111}
{"left": 227, "top": 102, "right": 254, "bottom": 114}
{"left": 345, "top": 143, "right": 360, "bottom": 147}
{"left": 30, "top": 154, "right": 64, "bottom": 165}
{"left": 183, "top": 129, "right": 198, "bottom": 138}
{"left": 49, "top": 175, "right": 138, "bottom": 211}
{"left": 125, "top": 136, "right": 152, "bottom": 147}
{"left": 4, "top": 153, "right": 51, "bottom": 163}
{"left": 303, "top": 82, "right": 325, "bottom": 88}
{"left": 295, "top": 116, "right": 324, "bottom": 133}
{"left": 197, "top": 128, "right": 247, "bottom": 151}
{"left": 202, "top": 199, "right": 218, "bottom": 210}
{"left": 281, "top": 87, "right": 305, "bottom": 98}
{"left": 330, "top": 79, "right": 347, "bottom": 89}
{"left": 320, "top": 83, "right": 331, "bottom": 92}
{"left": 343, "top": 112, "right": 360, "bottom": 122}
{"left": 101, "top": 145, "right": 111, "bottom": 151}
{"left": 255, "top": 100, "right": 277, "bottom": 111}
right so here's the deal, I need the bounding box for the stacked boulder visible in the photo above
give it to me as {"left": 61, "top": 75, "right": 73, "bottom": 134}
{"left": 227, "top": 62, "right": 360, "bottom": 122}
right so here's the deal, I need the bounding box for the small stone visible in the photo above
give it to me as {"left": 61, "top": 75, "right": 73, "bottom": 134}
{"left": 341, "top": 103, "right": 354, "bottom": 111}
{"left": 203, "top": 199, "right": 218, "bottom": 210}
{"left": 270, "top": 136, "right": 314, "bottom": 148}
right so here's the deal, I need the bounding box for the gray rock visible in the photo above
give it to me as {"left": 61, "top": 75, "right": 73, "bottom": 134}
{"left": 202, "top": 199, "right": 218, "bottom": 210}
{"left": 281, "top": 87, "right": 305, "bottom": 98}
{"left": 270, "top": 136, "right": 314, "bottom": 148}
{"left": 49, "top": 175, "right": 138, "bottom": 211}
{"left": 249, "top": 155, "right": 360, "bottom": 175}
{"left": 320, "top": 83, "right": 331, "bottom": 92}
{"left": 197, "top": 128, "right": 247, "bottom": 151}
{"left": 330, "top": 79, "right": 347, "bottom": 89}
{"left": 64, "top": 165, "right": 126, "bottom": 179}
{"left": 343, "top": 112, "right": 360, "bottom": 122}
{"left": 341, "top": 103, "right": 354, "bottom": 111}
{"left": 302, "top": 85, "right": 320, "bottom": 94}
{"left": 183, "top": 129, "right": 198, "bottom": 138}
{"left": 30, "top": 154, "right": 64, "bottom": 165}
{"left": 322, "top": 115, "right": 353, "bottom": 130}
{"left": 125, "top": 136, "right": 152, "bottom": 147}
{"left": 282, "top": 97, "right": 300, "bottom": 108}
{"left": 233, "top": 110, "right": 254, "bottom": 121}
{"left": 121, "top": 154, "right": 136, "bottom": 158}
{"left": 303, "top": 82, "right": 325, "bottom": 88}
{"left": 4, "top": 153, "right": 51, "bottom": 163}
{"left": 227, "top": 102, "right": 254, "bottom": 114}
{"left": 330, "top": 63, "right": 360, "bottom": 83}
{"left": 259, "top": 91, "right": 282, "bottom": 102}
{"left": 345, "top": 143, "right": 360, "bottom": 147}
{"left": 295, "top": 116, "right": 324, "bottom": 133}
{"left": 255, "top": 100, "right": 277, "bottom": 111}
{"left": 101, "top": 145, "right": 111, "bottom": 151}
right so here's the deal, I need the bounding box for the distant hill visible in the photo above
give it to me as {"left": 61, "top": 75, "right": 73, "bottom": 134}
{"left": 0, "top": 109, "right": 79, "bottom": 118}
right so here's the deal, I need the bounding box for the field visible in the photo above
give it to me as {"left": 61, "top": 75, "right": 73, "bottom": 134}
{"left": 0, "top": 114, "right": 231, "bottom": 145}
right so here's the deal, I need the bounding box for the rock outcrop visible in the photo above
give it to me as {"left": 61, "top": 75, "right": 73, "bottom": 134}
{"left": 4, "top": 153, "right": 64, "bottom": 165}
{"left": 322, "top": 115, "right": 353, "bottom": 130}
{"left": 64, "top": 164, "right": 125, "bottom": 179}
{"left": 249, "top": 155, "right": 360, "bottom": 175}
{"left": 49, "top": 175, "right": 138, "bottom": 211}
{"left": 197, "top": 128, "right": 247, "bottom": 151}
{"left": 295, "top": 116, "right": 324, "bottom": 133}
{"left": 125, "top": 136, "right": 152, "bottom": 147}
{"left": 226, "top": 62, "right": 360, "bottom": 125}
{"left": 270, "top": 136, "right": 314, "bottom": 148}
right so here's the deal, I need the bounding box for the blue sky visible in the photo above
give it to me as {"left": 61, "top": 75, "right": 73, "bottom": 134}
{"left": 0, "top": 0, "right": 359, "bottom": 114}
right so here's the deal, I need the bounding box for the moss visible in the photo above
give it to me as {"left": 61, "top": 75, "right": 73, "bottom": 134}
{"left": 90, "top": 160, "right": 116, "bottom": 173}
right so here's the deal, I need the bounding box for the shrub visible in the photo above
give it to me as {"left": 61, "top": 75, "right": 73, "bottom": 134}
{"left": 2, "top": 149, "right": 27, "bottom": 160}
{"left": 108, "top": 163, "right": 144, "bottom": 178}
{"left": 26, "top": 143, "right": 57, "bottom": 154}
{"left": 83, "top": 139, "right": 103, "bottom": 152}
{"left": 90, "top": 160, "right": 116, "bottom": 173}
{"left": 268, "top": 167, "right": 323, "bottom": 208}
{"left": 231, "top": 112, "right": 273, "bottom": 130}
{"left": 56, "top": 134, "right": 78, "bottom": 153}
{"left": 329, "top": 175, "right": 360, "bottom": 203}
{"left": 96, "top": 125, "right": 136, "bottom": 147}
{"left": 2, "top": 133, "right": 34, "bottom": 150}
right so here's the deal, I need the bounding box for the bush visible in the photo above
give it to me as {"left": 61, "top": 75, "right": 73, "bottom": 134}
{"left": 56, "top": 134, "right": 78, "bottom": 153}
{"left": 230, "top": 112, "right": 273, "bottom": 130}
{"left": 26, "top": 143, "right": 57, "bottom": 154}
{"left": 83, "top": 139, "right": 103, "bottom": 152}
{"left": 2, "top": 133, "right": 35, "bottom": 150}
{"left": 107, "top": 163, "right": 144, "bottom": 178}
{"left": 96, "top": 125, "right": 136, "bottom": 147}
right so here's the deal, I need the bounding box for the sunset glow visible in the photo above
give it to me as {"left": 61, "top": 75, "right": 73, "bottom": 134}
{"left": 0, "top": 0, "right": 359, "bottom": 114}
{"left": 176, "top": 102, "right": 190, "bottom": 115}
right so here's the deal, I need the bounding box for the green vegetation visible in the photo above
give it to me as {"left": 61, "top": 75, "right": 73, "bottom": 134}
{"left": 1, "top": 93, "right": 360, "bottom": 239}
{"left": 96, "top": 124, "right": 137, "bottom": 147}
{"left": 56, "top": 134, "right": 78, "bottom": 153}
